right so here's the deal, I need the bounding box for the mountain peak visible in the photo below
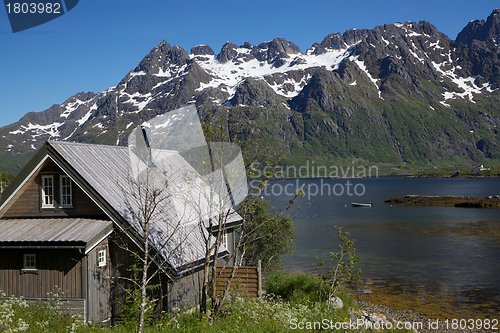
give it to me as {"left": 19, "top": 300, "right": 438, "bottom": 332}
{"left": 309, "top": 29, "right": 370, "bottom": 55}
{"left": 127, "top": 41, "right": 189, "bottom": 77}
{"left": 258, "top": 37, "right": 302, "bottom": 55}
{"left": 214, "top": 38, "right": 302, "bottom": 67}
{"left": 191, "top": 44, "right": 215, "bottom": 56}
{"left": 456, "top": 8, "right": 500, "bottom": 45}
{"left": 216, "top": 42, "right": 239, "bottom": 63}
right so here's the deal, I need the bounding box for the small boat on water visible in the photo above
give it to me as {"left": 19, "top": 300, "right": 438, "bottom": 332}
{"left": 352, "top": 202, "right": 373, "bottom": 207}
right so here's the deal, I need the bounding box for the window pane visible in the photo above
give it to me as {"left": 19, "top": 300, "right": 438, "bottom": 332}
{"left": 98, "top": 250, "right": 106, "bottom": 267}
{"left": 42, "top": 176, "right": 54, "bottom": 207}
{"left": 24, "top": 254, "right": 36, "bottom": 268}
{"left": 60, "top": 175, "right": 72, "bottom": 207}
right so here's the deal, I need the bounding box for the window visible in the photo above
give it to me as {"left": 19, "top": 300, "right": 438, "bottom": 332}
{"left": 59, "top": 175, "right": 72, "bottom": 208}
{"left": 24, "top": 254, "right": 36, "bottom": 269}
{"left": 98, "top": 249, "right": 107, "bottom": 267}
{"left": 41, "top": 175, "right": 54, "bottom": 208}
{"left": 40, "top": 174, "right": 73, "bottom": 210}
{"left": 221, "top": 230, "right": 227, "bottom": 249}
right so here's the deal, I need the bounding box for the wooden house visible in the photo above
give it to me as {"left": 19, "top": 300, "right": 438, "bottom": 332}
{"left": 0, "top": 140, "right": 241, "bottom": 324}
{"left": 471, "top": 164, "right": 490, "bottom": 172}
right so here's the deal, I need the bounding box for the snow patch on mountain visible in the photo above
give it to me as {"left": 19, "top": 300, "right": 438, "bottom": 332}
{"left": 408, "top": 40, "right": 426, "bottom": 64}
{"left": 432, "top": 59, "right": 496, "bottom": 105}
{"left": 349, "top": 54, "right": 384, "bottom": 100}
{"left": 429, "top": 41, "right": 444, "bottom": 50}
{"left": 128, "top": 71, "right": 146, "bottom": 79}
{"left": 121, "top": 91, "right": 153, "bottom": 113}
{"left": 60, "top": 99, "right": 86, "bottom": 118}
{"left": 155, "top": 67, "right": 173, "bottom": 78}
{"left": 267, "top": 74, "right": 312, "bottom": 98}
{"left": 61, "top": 103, "right": 99, "bottom": 141}
{"left": 192, "top": 45, "right": 354, "bottom": 99}
{"left": 78, "top": 103, "right": 97, "bottom": 126}
{"left": 9, "top": 122, "right": 63, "bottom": 139}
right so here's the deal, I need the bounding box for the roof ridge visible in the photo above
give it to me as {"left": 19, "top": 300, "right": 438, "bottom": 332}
{"left": 48, "top": 140, "right": 128, "bottom": 150}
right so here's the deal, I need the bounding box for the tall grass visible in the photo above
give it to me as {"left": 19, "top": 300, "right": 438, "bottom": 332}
{"left": 265, "top": 272, "right": 327, "bottom": 304}
{"left": 1, "top": 279, "right": 410, "bottom": 332}
{"left": 0, "top": 288, "right": 80, "bottom": 333}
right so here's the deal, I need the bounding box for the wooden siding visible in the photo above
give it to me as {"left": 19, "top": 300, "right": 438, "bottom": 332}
{"left": 23, "top": 299, "right": 86, "bottom": 322}
{"left": 107, "top": 232, "right": 203, "bottom": 318}
{"left": 107, "top": 234, "right": 170, "bottom": 320}
{"left": 170, "top": 269, "right": 204, "bottom": 312}
{"left": 0, "top": 249, "right": 83, "bottom": 298}
{"left": 0, "top": 158, "right": 49, "bottom": 219}
{"left": 1, "top": 160, "right": 107, "bottom": 219}
{"left": 216, "top": 266, "right": 260, "bottom": 299}
{"left": 87, "top": 238, "right": 112, "bottom": 323}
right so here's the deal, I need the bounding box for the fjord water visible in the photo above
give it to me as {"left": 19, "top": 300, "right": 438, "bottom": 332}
{"left": 263, "top": 176, "right": 500, "bottom": 319}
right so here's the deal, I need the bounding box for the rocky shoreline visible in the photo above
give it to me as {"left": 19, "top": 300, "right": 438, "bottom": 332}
{"left": 356, "top": 298, "right": 489, "bottom": 333}
{"left": 384, "top": 195, "right": 500, "bottom": 208}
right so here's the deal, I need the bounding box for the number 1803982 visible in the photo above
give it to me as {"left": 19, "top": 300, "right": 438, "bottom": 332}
{"left": 5, "top": 3, "right": 61, "bottom": 14}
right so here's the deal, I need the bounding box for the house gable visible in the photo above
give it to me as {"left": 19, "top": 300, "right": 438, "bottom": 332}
{"left": 0, "top": 158, "right": 107, "bottom": 219}
{"left": 0, "top": 157, "right": 108, "bottom": 219}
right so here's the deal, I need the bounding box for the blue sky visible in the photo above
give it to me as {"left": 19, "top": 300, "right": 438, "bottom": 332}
{"left": 0, "top": 0, "right": 498, "bottom": 128}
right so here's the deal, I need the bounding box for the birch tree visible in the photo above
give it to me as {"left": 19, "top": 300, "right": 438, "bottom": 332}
{"left": 113, "top": 168, "right": 180, "bottom": 332}
{"left": 112, "top": 119, "right": 203, "bottom": 333}
{"left": 197, "top": 112, "right": 305, "bottom": 317}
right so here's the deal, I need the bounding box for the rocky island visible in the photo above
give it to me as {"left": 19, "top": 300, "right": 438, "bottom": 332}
{"left": 384, "top": 195, "right": 500, "bottom": 208}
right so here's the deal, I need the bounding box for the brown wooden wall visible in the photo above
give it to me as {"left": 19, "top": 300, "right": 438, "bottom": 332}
{"left": 216, "top": 266, "right": 260, "bottom": 299}
{"left": 0, "top": 249, "right": 83, "bottom": 298}
{"left": 87, "top": 238, "right": 112, "bottom": 323}
{"left": 1, "top": 159, "right": 108, "bottom": 219}
{"left": 170, "top": 269, "right": 204, "bottom": 312}
{"left": 107, "top": 233, "right": 170, "bottom": 320}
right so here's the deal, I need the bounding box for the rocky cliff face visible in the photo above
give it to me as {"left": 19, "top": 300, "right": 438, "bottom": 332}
{"left": 2, "top": 9, "right": 500, "bottom": 173}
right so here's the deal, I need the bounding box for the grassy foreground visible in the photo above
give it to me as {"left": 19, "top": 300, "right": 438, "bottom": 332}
{"left": 0, "top": 292, "right": 380, "bottom": 333}
{"left": 0, "top": 274, "right": 414, "bottom": 332}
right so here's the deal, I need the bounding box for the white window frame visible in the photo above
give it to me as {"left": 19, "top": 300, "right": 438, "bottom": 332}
{"left": 41, "top": 175, "right": 54, "bottom": 208}
{"left": 98, "top": 249, "right": 107, "bottom": 267}
{"left": 221, "top": 230, "right": 227, "bottom": 250}
{"left": 59, "top": 175, "right": 73, "bottom": 208}
{"left": 23, "top": 253, "right": 36, "bottom": 269}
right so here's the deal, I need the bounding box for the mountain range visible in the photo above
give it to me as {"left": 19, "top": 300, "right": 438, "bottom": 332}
{"left": 2, "top": 9, "right": 500, "bottom": 174}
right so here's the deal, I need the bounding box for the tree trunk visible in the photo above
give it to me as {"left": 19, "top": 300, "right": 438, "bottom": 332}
{"left": 201, "top": 229, "right": 212, "bottom": 314}
{"left": 209, "top": 239, "right": 220, "bottom": 315}
{"left": 138, "top": 235, "right": 149, "bottom": 333}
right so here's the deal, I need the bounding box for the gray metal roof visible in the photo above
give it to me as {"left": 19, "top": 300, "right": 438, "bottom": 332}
{"left": 48, "top": 141, "right": 242, "bottom": 271}
{"left": 0, "top": 218, "right": 112, "bottom": 243}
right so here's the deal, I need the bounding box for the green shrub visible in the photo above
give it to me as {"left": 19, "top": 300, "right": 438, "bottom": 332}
{"left": 318, "top": 226, "right": 362, "bottom": 303}
{"left": 265, "top": 272, "right": 327, "bottom": 304}
{"left": 115, "top": 263, "right": 154, "bottom": 331}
